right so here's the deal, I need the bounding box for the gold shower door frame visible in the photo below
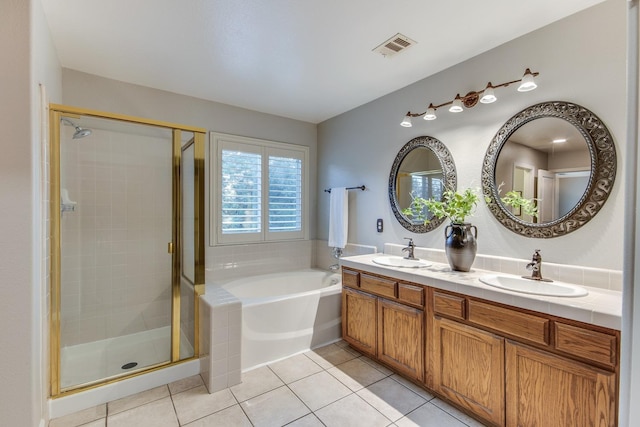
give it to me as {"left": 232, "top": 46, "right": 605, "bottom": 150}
{"left": 49, "top": 104, "right": 206, "bottom": 397}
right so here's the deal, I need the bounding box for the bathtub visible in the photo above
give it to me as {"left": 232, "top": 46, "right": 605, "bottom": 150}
{"left": 222, "top": 269, "right": 342, "bottom": 371}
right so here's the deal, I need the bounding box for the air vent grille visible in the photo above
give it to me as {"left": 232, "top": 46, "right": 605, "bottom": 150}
{"left": 373, "top": 33, "right": 417, "bottom": 57}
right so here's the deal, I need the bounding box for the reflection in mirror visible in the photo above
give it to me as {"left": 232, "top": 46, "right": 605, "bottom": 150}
{"left": 495, "top": 117, "right": 590, "bottom": 223}
{"left": 482, "top": 101, "right": 616, "bottom": 238}
{"left": 389, "top": 136, "right": 457, "bottom": 233}
{"left": 397, "top": 148, "right": 444, "bottom": 223}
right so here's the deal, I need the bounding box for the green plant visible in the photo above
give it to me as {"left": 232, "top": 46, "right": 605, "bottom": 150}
{"left": 402, "top": 188, "right": 482, "bottom": 224}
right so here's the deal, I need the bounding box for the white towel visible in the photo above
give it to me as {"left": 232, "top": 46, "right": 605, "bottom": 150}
{"left": 328, "top": 188, "right": 348, "bottom": 249}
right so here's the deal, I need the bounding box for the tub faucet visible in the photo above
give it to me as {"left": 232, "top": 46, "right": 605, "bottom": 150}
{"left": 523, "top": 249, "right": 552, "bottom": 282}
{"left": 329, "top": 263, "right": 340, "bottom": 272}
{"left": 402, "top": 238, "right": 417, "bottom": 260}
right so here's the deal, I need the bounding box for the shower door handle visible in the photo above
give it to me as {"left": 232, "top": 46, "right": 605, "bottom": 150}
{"left": 168, "top": 242, "right": 174, "bottom": 254}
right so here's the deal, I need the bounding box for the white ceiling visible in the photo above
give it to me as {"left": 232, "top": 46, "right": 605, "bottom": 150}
{"left": 41, "top": 0, "right": 604, "bottom": 124}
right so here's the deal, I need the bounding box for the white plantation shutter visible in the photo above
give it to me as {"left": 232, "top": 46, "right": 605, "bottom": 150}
{"left": 212, "top": 133, "right": 308, "bottom": 245}
{"left": 221, "top": 149, "right": 262, "bottom": 234}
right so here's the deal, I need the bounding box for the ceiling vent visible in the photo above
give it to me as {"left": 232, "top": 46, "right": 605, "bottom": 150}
{"left": 373, "top": 33, "right": 417, "bottom": 57}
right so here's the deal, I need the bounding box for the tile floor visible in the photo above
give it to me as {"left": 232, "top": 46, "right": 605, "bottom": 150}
{"left": 49, "top": 341, "right": 488, "bottom": 427}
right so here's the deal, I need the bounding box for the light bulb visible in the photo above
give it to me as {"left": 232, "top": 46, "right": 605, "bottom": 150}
{"left": 480, "top": 85, "right": 497, "bottom": 104}
{"left": 400, "top": 114, "right": 413, "bottom": 127}
{"left": 423, "top": 105, "right": 437, "bottom": 120}
{"left": 518, "top": 69, "right": 537, "bottom": 92}
{"left": 449, "top": 96, "right": 463, "bottom": 113}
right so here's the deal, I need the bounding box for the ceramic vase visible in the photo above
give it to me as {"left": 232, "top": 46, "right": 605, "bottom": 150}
{"left": 444, "top": 222, "right": 477, "bottom": 272}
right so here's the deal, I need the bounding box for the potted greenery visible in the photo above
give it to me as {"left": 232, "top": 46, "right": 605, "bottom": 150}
{"left": 402, "top": 188, "right": 481, "bottom": 272}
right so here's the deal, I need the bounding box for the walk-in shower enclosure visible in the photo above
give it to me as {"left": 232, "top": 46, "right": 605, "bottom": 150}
{"left": 49, "top": 105, "right": 205, "bottom": 396}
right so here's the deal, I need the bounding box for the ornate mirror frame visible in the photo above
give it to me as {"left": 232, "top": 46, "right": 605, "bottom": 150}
{"left": 481, "top": 101, "right": 616, "bottom": 238}
{"left": 389, "top": 135, "right": 457, "bottom": 233}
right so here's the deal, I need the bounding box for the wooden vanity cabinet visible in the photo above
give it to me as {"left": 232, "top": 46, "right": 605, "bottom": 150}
{"left": 341, "top": 270, "right": 425, "bottom": 381}
{"left": 341, "top": 267, "right": 619, "bottom": 427}
{"left": 505, "top": 340, "right": 617, "bottom": 427}
{"left": 378, "top": 298, "right": 424, "bottom": 380}
{"left": 342, "top": 287, "right": 377, "bottom": 357}
{"left": 431, "top": 316, "right": 505, "bottom": 426}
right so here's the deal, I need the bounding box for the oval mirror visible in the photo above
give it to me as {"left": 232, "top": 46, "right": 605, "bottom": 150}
{"left": 482, "top": 101, "right": 616, "bottom": 238}
{"left": 389, "top": 136, "right": 457, "bottom": 233}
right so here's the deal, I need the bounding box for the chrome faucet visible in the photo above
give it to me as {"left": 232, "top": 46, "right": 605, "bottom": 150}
{"left": 523, "top": 249, "right": 552, "bottom": 282}
{"left": 402, "top": 238, "right": 417, "bottom": 260}
{"left": 329, "top": 263, "right": 340, "bottom": 272}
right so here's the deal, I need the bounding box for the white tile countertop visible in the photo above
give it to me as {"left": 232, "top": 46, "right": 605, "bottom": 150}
{"left": 339, "top": 253, "right": 622, "bottom": 330}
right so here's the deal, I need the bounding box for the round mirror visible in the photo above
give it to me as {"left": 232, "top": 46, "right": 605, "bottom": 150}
{"left": 389, "top": 136, "right": 457, "bottom": 233}
{"left": 482, "top": 101, "right": 616, "bottom": 238}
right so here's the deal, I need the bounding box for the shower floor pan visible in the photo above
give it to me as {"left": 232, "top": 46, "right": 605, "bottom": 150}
{"left": 60, "top": 326, "right": 193, "bottom": 390}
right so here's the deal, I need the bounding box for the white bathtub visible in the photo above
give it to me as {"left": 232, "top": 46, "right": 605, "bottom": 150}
{"left": 222, "top": 269, "right": 342, "bottom": 371}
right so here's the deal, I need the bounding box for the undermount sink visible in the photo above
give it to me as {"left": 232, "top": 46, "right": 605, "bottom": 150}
{"left": 479, "top": 274, "right": 588, "bottom": 297}
{"left": 372, "top": 256, "right": 431, "bottom": 268}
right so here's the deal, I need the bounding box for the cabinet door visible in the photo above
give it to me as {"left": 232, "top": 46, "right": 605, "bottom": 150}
{"left": 342, "top": 288, "right": 377, "bottom": 356}
{"left": 377, "top": 298, "right": 425, "bottom": 381}
{"left": 432, "top": 316, "right": 505, "bottom": 426}
{"left": 505, "top": 341, "right": 616, "bottom": 427}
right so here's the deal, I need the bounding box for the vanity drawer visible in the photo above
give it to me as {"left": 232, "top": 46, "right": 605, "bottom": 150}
{"left": 361, "top": 274, "right": 397, "bottom": 299}
{"left": 432, "top": 291, "right": 465, "bottom": 320}
{"left": 554, "top": 322, "right": 617, "bottom": 368}
{"left": 468, "top": 300, "right": 549, "bottom": 345}
{"left": 398, "top": 283, "right": 424, "bottom": 307}
{"left": 342, "top": 269, "right": 360, "bottom": 289}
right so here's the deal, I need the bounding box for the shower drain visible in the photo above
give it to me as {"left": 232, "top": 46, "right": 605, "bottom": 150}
{"left": 121, "top": 362, "right": 138, "bottom": 370}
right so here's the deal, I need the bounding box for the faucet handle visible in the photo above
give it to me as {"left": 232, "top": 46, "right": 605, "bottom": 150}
{"left": 404, "top": 237, "right": 415, "bottom": 246}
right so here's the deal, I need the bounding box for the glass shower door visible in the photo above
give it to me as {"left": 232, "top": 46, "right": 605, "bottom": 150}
{"left": 55, "top": 113, "right": 175, "bottom": 391}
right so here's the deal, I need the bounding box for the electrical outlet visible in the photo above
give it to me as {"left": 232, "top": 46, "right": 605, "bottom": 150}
{"left": 376, "top": 218, "right": 383, "bottom": 232}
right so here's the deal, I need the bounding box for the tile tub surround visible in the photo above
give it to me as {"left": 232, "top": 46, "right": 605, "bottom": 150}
{"left": 50, "top": 341, "right": 488, "bottom": 427}
{"left": 342, "top": 251, "right": 621, "bottom": 330}
{"left": 199, "top": 286, "right": 242, "bottom": 393}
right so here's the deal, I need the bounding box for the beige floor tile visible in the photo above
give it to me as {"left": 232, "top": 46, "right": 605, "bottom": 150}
{"left": 240, "top": 386, "right": 310, "bottom": 427}
{"left": 327, "top": 358, "right": 388, "bottom": 391}
{"left": 268, "top": 353, "right": 323, "bottom": 384}
{"left": 314, "top": 394, "right": 392, "bottom": 427}
{"left": 356, "top": 377, "right": 427, "bottom": 422}
{"left": 172, "top": 385, "right": 237, "bottom": 425}
{"left": 181, "top": 404, "right": 251, "bottom": 427}
{"left": 359, "top": 355, "right": 395, "bottom": 376}
{"left": 395, "top": 402, "right": 470, "bottom": 427}
{"left": 107, "top": 385, "right": 169, "bottom": 415}
{"left": 289, "top": 371, "right": 352, "bottom": 411}
{"left": 49, "top": 405, "right": 106, "bottom": 427}
{"left": 108, "top": 396, "right": 178, "bottom": 427}
{"left": 79, "top": 420, "right": 106, "bottom": 427}
{"left": 229, "top": 366, "right": 284, "bottom": 402}
{"left": 286, "top": 413, "right": 325, "bottom": 426}
{"left": 430, "top": 398, "right": 490, "bottom": 426}
{"left": 168, "top": 374, "right": 204, "bottom": 395}
{"left": 304, "top": 343, "right": 358, "bottom": 369}
{"left": 389, "top": 374, "right": 435, "bottom": 401}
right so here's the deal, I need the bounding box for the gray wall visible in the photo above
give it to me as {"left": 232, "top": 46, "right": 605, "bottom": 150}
{"left": 317, "top": 0, "right": 626, "bottom": 271}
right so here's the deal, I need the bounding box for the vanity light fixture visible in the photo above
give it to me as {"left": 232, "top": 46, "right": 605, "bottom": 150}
{"left": 401, "top": 68, "right": 540, "bottom": 126}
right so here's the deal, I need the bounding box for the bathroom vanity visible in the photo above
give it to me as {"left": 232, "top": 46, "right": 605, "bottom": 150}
{"left": 340, "top": 254, "right": 620, "bottom": 427}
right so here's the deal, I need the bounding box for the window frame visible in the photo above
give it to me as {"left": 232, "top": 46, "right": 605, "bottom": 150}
{"left": 210, "top": 132, "right": 309, "bottom": 246}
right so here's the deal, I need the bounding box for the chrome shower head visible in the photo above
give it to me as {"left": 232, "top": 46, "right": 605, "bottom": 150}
{"left": 60, "top": 118, "right": 92, "bottom": 139}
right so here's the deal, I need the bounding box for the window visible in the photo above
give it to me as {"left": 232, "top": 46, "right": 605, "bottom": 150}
{"left": 211, "top": 133, "right": 308, "bottom": 245}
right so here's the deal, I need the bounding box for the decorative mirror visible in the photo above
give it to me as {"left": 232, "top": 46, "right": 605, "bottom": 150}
{"left": 482, "top": 101, "right": 616, "bottom": 238}
{"left": 389, "top": 136, "right": 457, "bottom": 233}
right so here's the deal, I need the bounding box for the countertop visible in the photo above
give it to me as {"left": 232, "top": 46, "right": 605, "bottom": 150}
{"left": 340, "top": 253, "right": 621, "bottom": 330}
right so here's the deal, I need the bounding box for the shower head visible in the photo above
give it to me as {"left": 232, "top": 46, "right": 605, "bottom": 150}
{"left": 60, "top": 118, "right": 92, "bottom": 139}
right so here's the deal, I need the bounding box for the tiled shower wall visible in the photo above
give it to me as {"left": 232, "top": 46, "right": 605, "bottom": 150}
{"left": 59, "top": 126, "right": 173, "bottom": 347}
